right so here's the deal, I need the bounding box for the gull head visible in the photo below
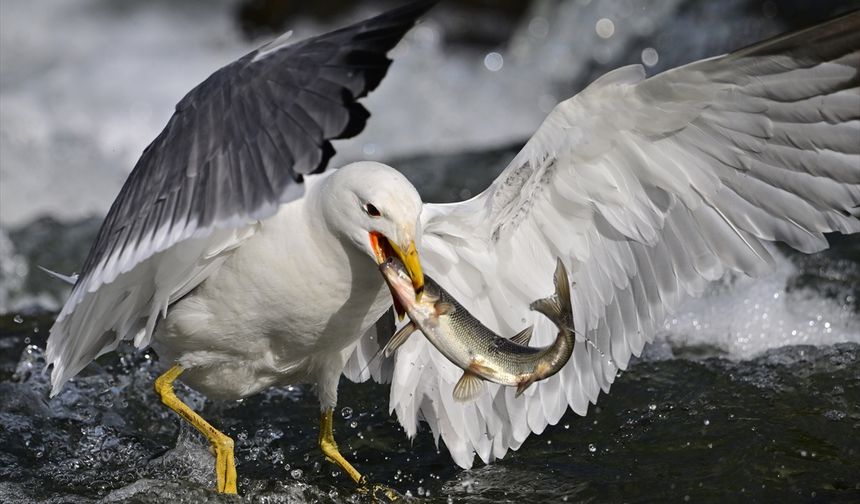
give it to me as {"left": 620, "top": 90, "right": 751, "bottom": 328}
{"left": 321, "top": 161, "right": 425, "bottom": 300}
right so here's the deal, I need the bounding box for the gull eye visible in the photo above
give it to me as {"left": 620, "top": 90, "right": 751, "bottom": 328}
{"left": 364, "top": 203, "right": 381, "bottom": 217}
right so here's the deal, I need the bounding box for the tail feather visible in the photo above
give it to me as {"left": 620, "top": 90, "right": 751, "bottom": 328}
{"left": 529, "top": 258, "right": 573, "bottom": 329}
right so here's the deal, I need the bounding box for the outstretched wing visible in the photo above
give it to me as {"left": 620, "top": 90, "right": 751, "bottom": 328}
{"left": 390, "top": 12, "right": 860, "bottom": 468}
{"left": 47, "top": 1, "right": 438, "bottom": 394}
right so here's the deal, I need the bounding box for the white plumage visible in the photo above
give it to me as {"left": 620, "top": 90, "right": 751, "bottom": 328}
{"left": 49, "top": 163, "right": 423, "bottom": 412}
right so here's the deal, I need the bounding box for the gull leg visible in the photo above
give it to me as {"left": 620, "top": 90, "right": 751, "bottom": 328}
{"left": 319, "top": 408, "right": 364, "bottom": 484}
{"left": 155, "top": 365, "right": 237, "bottom": 494}
{"left": 318, "top": 408, "right": 400, "bottom": 501}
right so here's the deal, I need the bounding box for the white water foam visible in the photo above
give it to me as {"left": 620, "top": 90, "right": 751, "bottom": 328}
{"left": 653, "top": 251, "right": 859, "bottom": 361}
{"left": 0, "top": 0, "right": 248, "bottom": 226}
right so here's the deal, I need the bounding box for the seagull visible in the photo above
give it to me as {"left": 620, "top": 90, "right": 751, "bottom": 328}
{"left": 46, "top": 1, "right": 859, "bottom": 497}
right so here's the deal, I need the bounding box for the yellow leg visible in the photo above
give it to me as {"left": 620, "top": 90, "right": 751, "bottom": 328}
{"left": 319, "top": 408, "right": 400, "bottom": 501}
{"left": 319, "top": 408, "right": 365, "bottom": 485}
{"left": 154, "top": 365, "right": 237, "bottom": 494}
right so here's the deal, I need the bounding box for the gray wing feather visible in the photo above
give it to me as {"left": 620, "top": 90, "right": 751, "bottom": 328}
{"left": 78, "top": 0, "right": 437, "bottom": 293}
{"left": 47, "top": 1, "right": 437, "bottom": 393}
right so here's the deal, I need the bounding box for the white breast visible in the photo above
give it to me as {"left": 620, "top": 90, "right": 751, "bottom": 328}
{"left": 153, "top": 181, "right": 392, "bottom": 401}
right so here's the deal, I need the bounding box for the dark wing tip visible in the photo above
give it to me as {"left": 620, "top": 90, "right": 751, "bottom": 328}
{"left": 335, "top": 101, "right": 371, "bottom": 141}
{"left": 346, "top": 0, "right": 440, "bottom": 96}
{"left": 313, "top": 0, "right": 439, "bottom": 97}
{"left": 727, "top": 9, "right": 860, "bottom": 60}
{"left": 290, "top": 1, "right": 438, "bottom": 172}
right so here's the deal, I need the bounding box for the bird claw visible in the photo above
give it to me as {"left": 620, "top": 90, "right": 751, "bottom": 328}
{"left": 357, "top": 481, "right": 402, "bottom": 502}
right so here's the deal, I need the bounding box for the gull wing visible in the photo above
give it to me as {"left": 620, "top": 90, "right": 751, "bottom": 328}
{"left": 46, "top": 1, "right": 438, "bottom": 394}
{"left": 391, "top": 12, "right": 860, "bottom": 468}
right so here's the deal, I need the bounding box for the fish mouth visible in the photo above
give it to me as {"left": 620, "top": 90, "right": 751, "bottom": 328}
{"left": 370, "top": 231, "right": 424, "bottom": 319}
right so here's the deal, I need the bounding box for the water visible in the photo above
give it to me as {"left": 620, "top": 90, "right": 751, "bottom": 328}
{"left": 1, "top": 315, "right": 859, "bottom": 502}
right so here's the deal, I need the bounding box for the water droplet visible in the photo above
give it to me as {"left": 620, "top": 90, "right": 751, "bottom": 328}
{"left": 703, "top": 419, "right": 710, "bottom": 426}
{"left": 824, "top": 409, "right": 845, "bottom": 421}
{"left": 483, "top": 52, "right": 503, "bottom": 72}
{"left": 649, "top": 404, "right": 657, "bottom": 411}
{"left": 595, "top": 18, "right": 615, "bottom": 39}
{"left": 341, "top": 406, "right": 353, "bottom": 419}
{"left": 641, "top": 47, "right": 658, "bottom": 67}
{"left": 350, "top": 420, "right": 358, "bottom": 429}
{"left": 13, "top": 315, "right": 23, "bottom": 324}
{"left": 588, "top": 443, "right": 597, "bottom": 453}
{"left": 290, "top": 468, "right": 303, "bottom": 479}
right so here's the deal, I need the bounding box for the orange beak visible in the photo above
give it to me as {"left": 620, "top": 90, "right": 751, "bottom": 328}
{"left": 370, "top": 232, "right": 424, "bottom": 319}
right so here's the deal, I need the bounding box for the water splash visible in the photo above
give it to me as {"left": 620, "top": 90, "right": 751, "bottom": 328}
{"left": 655, "top": 251, "right": 860, "bottom": 360}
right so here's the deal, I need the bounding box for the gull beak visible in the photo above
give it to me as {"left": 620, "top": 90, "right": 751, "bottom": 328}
{"left": 370, "top": 232, "right": 424, "bottom": 318}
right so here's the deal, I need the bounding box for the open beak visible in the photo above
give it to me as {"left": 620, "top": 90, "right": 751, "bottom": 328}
{"left": 370, "top": 232, "right": 424, "bottom": 318}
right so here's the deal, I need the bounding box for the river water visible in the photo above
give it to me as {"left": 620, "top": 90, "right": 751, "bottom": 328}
{"left": 1, "top": 309, "right": 858, "bottom": 502}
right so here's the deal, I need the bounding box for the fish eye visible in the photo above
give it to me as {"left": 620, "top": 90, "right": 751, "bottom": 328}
{"left": 364, "top": 203, "right": 381, "bottom": 217}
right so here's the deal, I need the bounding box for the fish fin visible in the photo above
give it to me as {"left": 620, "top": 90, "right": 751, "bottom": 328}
{"left": 516, "top": 378, "right": 536, "bottom": 398}
{"left": 510, "top": 325, "right": 534, "bottom": 346}
{"left": 435, "top": 302, "right": 455, "bottom": 316}
{"left": 39, "top": 266, "right": 78, "bottom": 285}
{"left": 529, "top": 258, "right": 573, "bottom": 328}
{"left": 357, "top": 319, "right": 414, "bottom": 379}
{"left": 468, "top": 359, "right": 495, "bottom": 376}
{"left": 553, "top": 258, "right": 572, "bottom": 323}
{"left": 383, "top": 321, "right": 416, "bottom": 358}
{"left": 453, "top": 371, "right": 483, "bottom": 402}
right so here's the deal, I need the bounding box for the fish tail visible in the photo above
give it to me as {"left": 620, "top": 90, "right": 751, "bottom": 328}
{"left": 529, "top": 258, "right": 573, "bottom": 330}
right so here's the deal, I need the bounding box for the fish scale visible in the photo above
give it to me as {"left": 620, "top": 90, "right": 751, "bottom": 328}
{"left": 380, "top": 257, "right": 577, "bottom": 402}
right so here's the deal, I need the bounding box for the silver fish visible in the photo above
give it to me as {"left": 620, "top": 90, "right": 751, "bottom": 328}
{"left": 379, "top": 257, "right": 576, "bottom": 402}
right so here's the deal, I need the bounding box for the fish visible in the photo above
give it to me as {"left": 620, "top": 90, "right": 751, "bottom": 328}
{"left": 378, "top": 256, "right": 576, "bottom": 402}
